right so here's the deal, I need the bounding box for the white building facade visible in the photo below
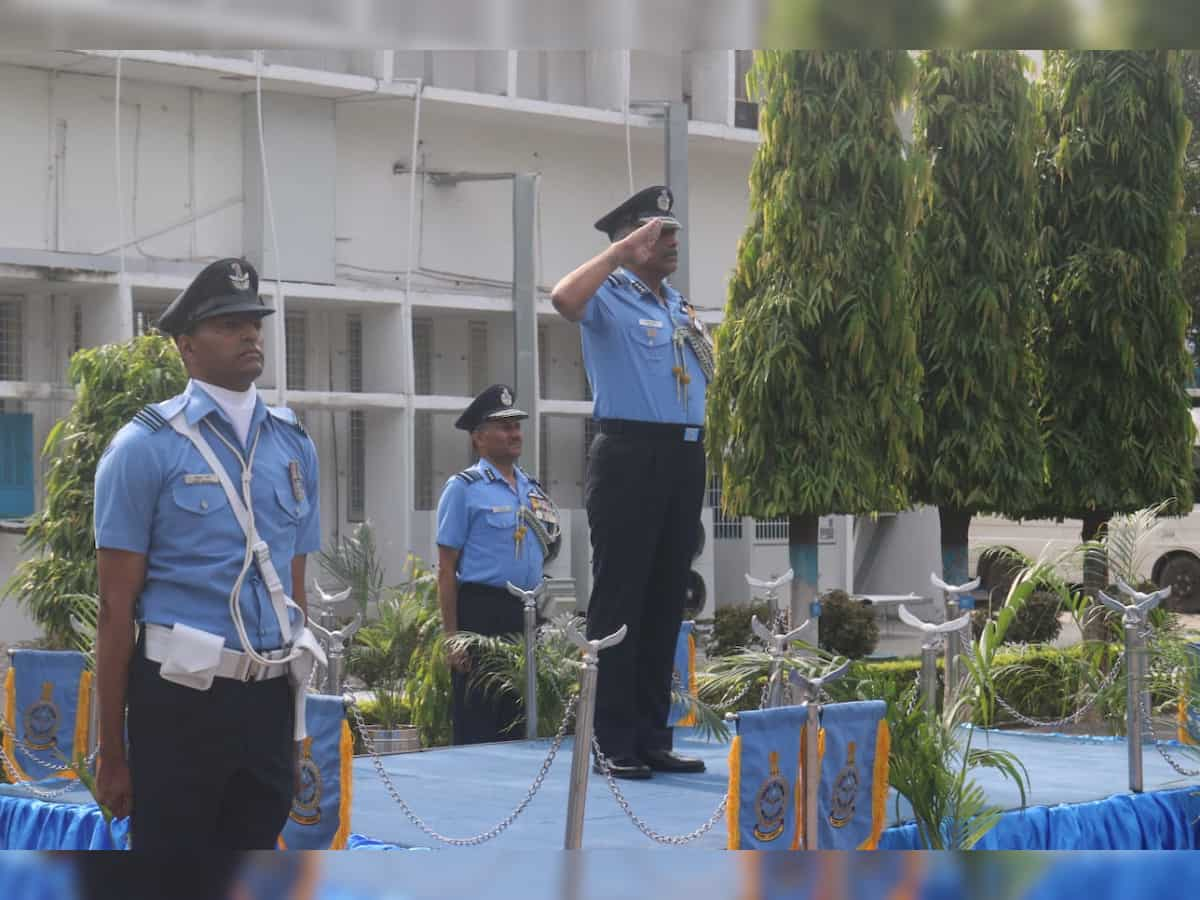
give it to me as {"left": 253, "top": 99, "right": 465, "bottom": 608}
{"left": 1, "top": 49, "right": 844, "bottom": 641}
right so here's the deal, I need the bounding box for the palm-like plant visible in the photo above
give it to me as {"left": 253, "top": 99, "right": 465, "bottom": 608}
{"left": 317, "top": 522, "right": 384, "bottom": 617}
{"left": 451, "top": 617, "right": 730, "bottom": 742}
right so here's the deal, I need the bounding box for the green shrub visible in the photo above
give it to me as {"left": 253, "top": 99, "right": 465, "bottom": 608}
{"left": 972, "top": 589, "right": 1064, "bottom": 645}
{"left": 819, "top": 590, "right": 880, "bottom": 659}
{"left": 707, "top": 601, "right": 771, "bottom": 657}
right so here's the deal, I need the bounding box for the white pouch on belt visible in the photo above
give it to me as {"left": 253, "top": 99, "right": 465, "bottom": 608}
{"left": 158, "top": 623, "right": 226, "bottom": 691}
{"left": 287, "top": 626, "right": 327, "bottom": 741}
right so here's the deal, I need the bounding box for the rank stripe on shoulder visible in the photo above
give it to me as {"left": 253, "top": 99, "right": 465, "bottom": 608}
{"left": 133, "top": 406, "right": 168, "bottom": 432}
{"left": 455, "top": 469, "right": 483, "bottom": 484}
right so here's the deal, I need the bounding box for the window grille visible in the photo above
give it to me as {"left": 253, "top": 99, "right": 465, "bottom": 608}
{"left": 708, "top": 475, "right": 743, "bottom": 540}
{"left": 0, "top": 299, "right": 23, "bottom": 382}
{"left": 412, "top": 317, "right": 433, "bottom": 394}
{"left": 755, "top": 517, "right": 789, "bottom": 542}
{"left": 414, "top": 410, "right": 433, "bottom": 510}
{"left": 468, "top": 320, "right": 489, "bottom": 394}
{"left": 347, "top": 314, "right": 365, "bottom": 521}
{"left": 285, "top": 312, "right": 307, "bottom": 390}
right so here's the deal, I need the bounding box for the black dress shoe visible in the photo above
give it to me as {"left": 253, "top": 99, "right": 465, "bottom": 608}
{"left": 638, "top": 749, "right": 706, "bottom": 773}
{"left": 593, "top": 755, "right": 652, "bottom": 779}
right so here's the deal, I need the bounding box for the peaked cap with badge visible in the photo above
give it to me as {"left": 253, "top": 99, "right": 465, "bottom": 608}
{"left": 593, "top": 185, "right": 682, "bottom": 241}
{"left": 455, "top": 384, "right": 528, "bottom": 432}
{"left": 156, "top": 257, "right": 274, "bottom": 337}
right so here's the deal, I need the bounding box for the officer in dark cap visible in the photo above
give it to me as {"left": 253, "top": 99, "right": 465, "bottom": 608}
{"left": 93, "top": 257, "right": 324, "bottom": 853}
{"left": 435, "top": 384, "right": 561, "bottom": 745}
{"left": 550, "top": 186, "right": 713, "bottom": 779}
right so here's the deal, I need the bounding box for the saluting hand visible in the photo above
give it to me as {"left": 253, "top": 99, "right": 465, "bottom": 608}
{"left": 612, "top": 218, "right": 664, "bottom": 268}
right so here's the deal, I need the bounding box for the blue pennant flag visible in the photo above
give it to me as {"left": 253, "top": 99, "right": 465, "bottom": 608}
{"left": 279, "top": 694, "right": 353, "bottom": 850}
{"left": 727, "top": 705, "right": 807, "bottom": 850}
{"left": 669, "top": 620, "right": 697, "bottom": 727}
{"left": 3, "top": 650, "right": 91, "bottom": 782}
{"left": 816, "top": 700, "right": 889, "bottom": 850}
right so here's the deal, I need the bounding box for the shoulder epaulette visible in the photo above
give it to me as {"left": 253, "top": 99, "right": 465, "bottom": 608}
{"left": 605, "top": 273, "right": 624, "bottom": 289}
{"left": 455, "top": 469, "right": 483, "bottom": 484}
{"left": 268, "top": 406, "right": 307, "bottom": 436}
{"left": 132, "top": 405, "right": 168, "bottom": 432}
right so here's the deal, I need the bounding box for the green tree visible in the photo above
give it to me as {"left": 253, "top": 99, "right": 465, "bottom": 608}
{"left": 2, "top": 335, "right": 186, "bottom": 644}
{"left": 706, "top": 51, "right": 924, "bottom": 627}
{"left": 768, "top": 0, "right": 947, "bottom": 48}
{"left": 1038, "top": 51, "right": 1195, "bottom": 612}
{"left": 910, "top": 50, "right": 1046, "bottom": 584}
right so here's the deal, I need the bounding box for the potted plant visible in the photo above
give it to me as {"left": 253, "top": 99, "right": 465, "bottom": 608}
{"left": 359, "top": 680, "right": 419, "bottom": 755}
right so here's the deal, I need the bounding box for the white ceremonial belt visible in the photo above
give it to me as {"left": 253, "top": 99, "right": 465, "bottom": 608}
{"left": 144, "top": 623, "right": 290, "bottom": 683}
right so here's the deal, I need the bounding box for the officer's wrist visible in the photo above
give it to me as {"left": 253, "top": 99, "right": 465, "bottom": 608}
{"left": 603, "top": 244, "right": 623, "bottom": 271}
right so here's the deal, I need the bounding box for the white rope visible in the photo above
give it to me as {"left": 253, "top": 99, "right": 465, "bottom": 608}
{"left": 401, "top": 78, "right": 423, "bottom": 561}
{"left": 623, "top": 50, "right": 634, "bottom": 194}
{"left": 254, "top": 50, "right": 287, "bottom": 406}
{"left": 113, "top": 52, "right": 125, "bottom": 280}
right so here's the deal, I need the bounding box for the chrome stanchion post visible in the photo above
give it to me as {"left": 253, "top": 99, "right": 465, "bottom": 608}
{"left": 562, "top": 621, "right": 627, "bottom": 850}
{"left": 309, "top": 581, "right": 359, "bottom": 694}
{"left": 930, "top": 574, "right": 981, "bottom": 711}
{"left": 751, "top": 615, "right": 808, "bottom": 708}
{"left": 747, "top": 569, "right": 795, "bottom": 630}
{"left": 788, "top": 661, "right": 849, "bottom": 850}
{"left": 897, "top": 603, "right": 973, "bottom": 716}
{"left": 1097, "top": 578, "right": 1168, "bottom": 793}
{"left": 507, "top": 582, "right": 547, "bottom": 741}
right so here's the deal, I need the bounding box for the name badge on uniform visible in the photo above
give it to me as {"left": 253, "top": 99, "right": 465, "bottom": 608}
{"left": 183, "top": 473, "right": 220, "bottom": 485}
{"left": 288, "top": 461, "right": 305, "bottom": 502}
{"left": 639, "top": 317, "right": 665, "bottom": 340}
{"left": 491, "top": 505, "right": 513, "bottom": 513}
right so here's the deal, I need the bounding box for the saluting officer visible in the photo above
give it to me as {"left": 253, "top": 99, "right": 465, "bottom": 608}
{"left": 436, "top": 384, "right": 561, "bottom": 746}
{"left": 551, "top": 186, "right": 714, "bottom": 779}
{"left": 92, "top": 258, "right": 322, "bottom": 855}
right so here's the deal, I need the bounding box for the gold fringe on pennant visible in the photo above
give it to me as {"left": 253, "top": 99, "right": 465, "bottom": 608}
{"left": 726, "top": 735, "right": 742, "bottom": 849}
{"left": 1180, "top": 694, "right": 1198, "bottom": 746}
{"left": 1, "top": 667, "right": 29, "bottom": 782}
{"left": 71, "top": 670, "right": 92, "bottom": 778}
{"left": 858, "top": 718, "right": 891, "bottom": 850}
{"left": 678, "top": 633, "right": 698, "bottom": 727}
{"left": 332, "top": 719, "right": 354, "bottom": 850}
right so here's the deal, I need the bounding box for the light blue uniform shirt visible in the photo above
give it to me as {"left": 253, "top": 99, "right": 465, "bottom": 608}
{"left": 580, "top": 267, "right": 708, "bottom": 426}
{"left": 435, "top": 458, "right": 545, "bottom": 591}
{"left": 94, "top": 381, "right": 320, "bottom": 652}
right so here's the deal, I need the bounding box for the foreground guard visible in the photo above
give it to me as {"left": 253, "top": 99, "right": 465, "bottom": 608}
{"left": 551, "top": 186, "right": 713, "bottom": 778}
{"left": 92, "top": 258, "right": 323, "bottom": 862}
{"left": 436, "top": 384, "right": 562, "bottom": 745}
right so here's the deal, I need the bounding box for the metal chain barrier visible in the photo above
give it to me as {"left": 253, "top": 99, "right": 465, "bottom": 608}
{"left": 591, "top": 737, "right": 728, "bottom": 845}
{"left": 958, "top": 636, "right": 1126, "bottom": 729}
{"left": 988, "top": 650, "right": 1127, "bottom": 730}
{"left": 0, "top": 741, "right": 82, "bottom": 800}
{"left": 0, "top": 710, "right": 96, "bottom": 772}
{"left": 349, "top": 694, "right": 578, "bottom": 846}
{"left": 1137, "top": 690, "right": 1200, "bottom": 778}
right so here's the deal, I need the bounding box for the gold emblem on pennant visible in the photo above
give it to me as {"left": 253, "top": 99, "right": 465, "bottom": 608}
{"left": 289, "top": 736, "right": 323, "bottom": 826}
{"left": 23, "top": 682, "right": 60, "bottom": 751}
{"left": 828, "top": 741, "right": 860, "bottom": 829}
{"left": 753, "top": 750, "right": 789, "bottom": 842}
